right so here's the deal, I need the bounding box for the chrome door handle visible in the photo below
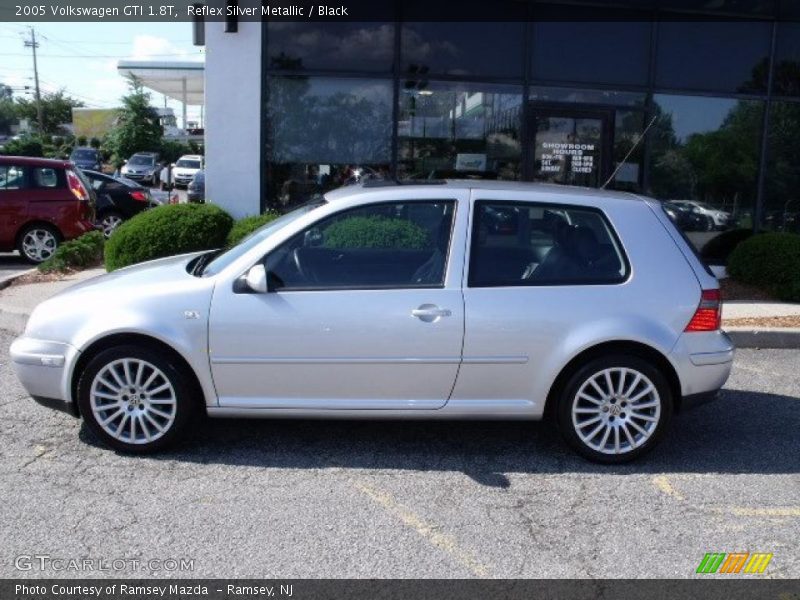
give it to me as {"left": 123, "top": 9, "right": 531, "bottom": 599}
{"left": 412, "top": 304, "right": 452, "bottom": 322}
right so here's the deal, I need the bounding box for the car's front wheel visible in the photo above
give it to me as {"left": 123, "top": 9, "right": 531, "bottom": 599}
{"left": 77, "top": 345, "right": 196, "bottom": 453}
{"left": 557, "top": 355, "right": 673, "bottom": 463}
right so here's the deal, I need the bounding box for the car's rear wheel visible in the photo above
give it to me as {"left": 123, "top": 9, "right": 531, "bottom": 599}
{"left": 77, "top": 345, "right": 196, "bottom": 453}
{"left": 18, "top": 224, "right": 60, "bottom": 264}
{"left": 98, "top": 211, "right": 124, "bottom": 238}
{"left": 557, "top": 355, "right": 673, "bottom": 463}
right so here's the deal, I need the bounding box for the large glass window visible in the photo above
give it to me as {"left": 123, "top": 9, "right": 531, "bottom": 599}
{"left": 266, "top": 77, "right": 393, "bottom": 209}
{"left": 773, "top": 23, "right": 800, "bottom": 97}
{"left": 397, "top": 82, "right": 523, "bottom": 180}
{"left": 612, "top": 110, "right": 646, "bottom": 192}
{"left": 762, "top": 101, "right": 800, "bottom": 233}
{"left": 647, "top": 94, "right": 764, "bottom": 247}
{"left": 468, "top": 200, "right": 627, "bottom": 287}
{"left": 655, "top": 21, "right": 771, "bottom": 93}
{"left": 265, "top": 201, "right": 456, "bottom": 289}
{"left": 266, "top": 23, "right": 394, "bottom": 72}
{"left": 531, "top": 20, "right": 650, "bottom": 86}
{"left": 401, "top": 17, "right": 524, "bottom": 78}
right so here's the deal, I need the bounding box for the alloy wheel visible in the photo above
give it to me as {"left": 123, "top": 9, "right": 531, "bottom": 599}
{"left": 571, "top": 367, "right": 661, "bottom": 455}
{"left": 21, "top": 228, "right": 57, "bottom": 262}
{"left": 100, "top": 214, "right": 123, "bottom": 238}
{"left": 89, "top": 358, "right": 177, "bottom": 445}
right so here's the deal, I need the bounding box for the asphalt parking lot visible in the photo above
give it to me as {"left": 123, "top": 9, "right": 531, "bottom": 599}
{"left": 0, "top": 328, "right": 797, "bottom": 579}
{"left": 0, "top": 253, "right": 32, "bottom": 286}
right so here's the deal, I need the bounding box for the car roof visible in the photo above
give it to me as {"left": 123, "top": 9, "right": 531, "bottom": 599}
{"left": 178, "top": 154, "right": 203, "bottom": 160}
{"left": 0, "top": 155, "right": 72, "bottom": 168}
{"left": 324, "top": 179, "right": 642, "bottom": 203}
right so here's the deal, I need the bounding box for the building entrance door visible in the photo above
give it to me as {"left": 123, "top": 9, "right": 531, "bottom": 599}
{"left": 529, "top": 106, "right": 613, "bottom": 188}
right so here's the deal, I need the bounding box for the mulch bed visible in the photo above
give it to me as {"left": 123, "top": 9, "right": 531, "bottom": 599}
{"left": 724, "top": 316, "right": 800, "bottom": 328}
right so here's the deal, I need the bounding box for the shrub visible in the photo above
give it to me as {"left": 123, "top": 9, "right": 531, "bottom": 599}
{"left": 0, "top": 136, "right": 43, "bottom": 157}
{"left": 728, "top": 232, "right": 800, "bottom": 302}
{"left": 323, "top": 216, "right": 429, "bottom": 249}
{"left": 39, "top": 231, "right": 104, "bottom": 273}
{"left": 227, "top": 212, "right": 280, "bottom": 247}
{"left": 700, "top": 228, "right": 754, "bottom": 265}
{"left": 104, "top": 203, "right": 233, "bottom": 271}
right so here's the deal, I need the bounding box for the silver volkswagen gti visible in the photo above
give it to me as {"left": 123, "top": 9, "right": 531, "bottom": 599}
{"left": 10, "top": 181, "right": 734, "bottom": 463}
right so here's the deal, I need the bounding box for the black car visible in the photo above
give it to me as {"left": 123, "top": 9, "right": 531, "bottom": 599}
{"left": 187, "top": 170, "right": 205, "bottom": 203}
{"left": 69, "top": 147, "right": 102, "bottom": 171}
{"left": 81, "top": 170, "right": 157, "bottom": 237}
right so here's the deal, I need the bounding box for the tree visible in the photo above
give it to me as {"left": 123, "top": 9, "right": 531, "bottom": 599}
{"left": 0, "top": 83, "right": 16, "bottom": 135}
{"left": 14, "top": 89, "right": 83, "bottom": 135}
{"left": 105, "top": 76, "right": 162, "bottom": 163}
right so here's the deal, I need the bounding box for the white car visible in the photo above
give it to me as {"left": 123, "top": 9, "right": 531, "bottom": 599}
{"left": 171, "top": 155, "right": 204, "bottom": 188}
{"left": 670, "top": 200, "right": 730, "bottom": 230}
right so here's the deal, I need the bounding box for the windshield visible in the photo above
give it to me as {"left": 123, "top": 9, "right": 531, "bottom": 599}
{"left": 71, "top": 149, "right": 97, "bottom": 160}
{"left": 129, "top": 155, "right": 154, "bottom": 166}
{"left": 201, "top": 200, "right": 326, "bottom": 277}
{"left": 176, "top": 159, "right": 201, "bottom": 169}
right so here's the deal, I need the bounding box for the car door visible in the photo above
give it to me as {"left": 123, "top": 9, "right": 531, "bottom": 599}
{"left": 208, "top": 197, "right": 468, "bottom": 410}
{"left": 0, "top": 164, "right": 29, "bottom": 249}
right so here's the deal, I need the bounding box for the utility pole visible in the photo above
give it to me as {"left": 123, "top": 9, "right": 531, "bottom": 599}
{"left": 24, "top": 27, "right": 43, "bottom": 133}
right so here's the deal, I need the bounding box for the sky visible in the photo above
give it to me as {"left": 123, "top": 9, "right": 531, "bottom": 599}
{"left": 0, "top": 22, "right": 204, "bottom": 125}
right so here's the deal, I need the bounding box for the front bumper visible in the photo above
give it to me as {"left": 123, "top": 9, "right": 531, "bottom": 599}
{"left": 10, "top": 337, "right": 80, "bottom": 418}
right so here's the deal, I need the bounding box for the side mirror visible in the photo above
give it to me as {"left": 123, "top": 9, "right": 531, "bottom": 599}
{"left": 245, "top": 264, "right": 268, "bottom": 293}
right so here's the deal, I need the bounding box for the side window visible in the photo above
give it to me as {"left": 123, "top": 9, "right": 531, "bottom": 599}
{"left": 32, "top": 168, "right": 59, "bottom": 188}
{"left": 469, "top": 200, "right": 627, "bottom": 287}
{"left": 265, "top": 200, "right": 456, "bottom": 290}
{"left": 0, "top": 165, "right": 26, "bottom": 190}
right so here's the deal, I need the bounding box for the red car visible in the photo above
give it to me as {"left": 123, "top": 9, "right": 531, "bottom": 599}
{"left": 0, "top": 156, "right": 97, "bottom": 263}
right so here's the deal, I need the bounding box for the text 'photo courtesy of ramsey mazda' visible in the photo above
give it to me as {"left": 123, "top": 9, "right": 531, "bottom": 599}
{"left": 10, "top": 181, "right": 733, "bottom": 463}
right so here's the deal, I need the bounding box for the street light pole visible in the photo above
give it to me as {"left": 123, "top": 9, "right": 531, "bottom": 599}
{"left": 24, "top": 27, "right": 43, "bottom": 133}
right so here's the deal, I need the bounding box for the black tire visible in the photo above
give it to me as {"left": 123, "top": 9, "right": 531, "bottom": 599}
{"left": 77, "top": 345, "right": 197, "bottom": 453}
{"left": 556, "top": 354, "right": 673, "bottom": 464}
{"left": 17, "top": 223, "right": 61, "bottom": 264}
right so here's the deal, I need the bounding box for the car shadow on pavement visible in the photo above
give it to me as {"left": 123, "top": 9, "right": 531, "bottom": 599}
{"left": 79, "top": 388, "right": 800, "bottom": 486}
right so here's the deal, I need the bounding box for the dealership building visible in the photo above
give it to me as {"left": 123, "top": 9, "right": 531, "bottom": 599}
{"left": 202, "top": 3, "right": 800, "bottom": 244}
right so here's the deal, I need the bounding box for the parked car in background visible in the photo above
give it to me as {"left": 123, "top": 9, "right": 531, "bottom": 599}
{"left": 69, "top": 147, "right": 102, "bottom": 172}
{"left": 669, "top": 200, "right": 730, "bottom": 230}
{"left": 172, "top": 155, "right": 204, "bottom": 188}
{"left": 187, "top": 170, "right": 205, "bottom": 203}
{"left": 0, "top": 156, "right": 96, "bottom": 263}
{"left": 120, "top": 152, "right": 161, "bottom": 187}
{"left": 80, "top": 170, "right": 158, "bottom": 237}
{"left": 10, "top": 181, "right": 732, "bottom": 462}
{"left": 663, "top": 201, "right": 714, "bottom": 232}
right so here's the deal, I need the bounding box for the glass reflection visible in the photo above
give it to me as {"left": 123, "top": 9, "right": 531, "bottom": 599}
{"left": 763, "top": 101, "right": 800, "bottom": 233}
{"left": 266, "top": 77, "right": 393, "bottom": 209}
{"left": 648, "top": 94, "right": 763, "bottom": 248}
{"left": 397, "top": 82, "right": 522, "bottom": 180}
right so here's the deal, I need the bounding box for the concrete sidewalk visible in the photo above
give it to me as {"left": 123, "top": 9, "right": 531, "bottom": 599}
{"left": 0, "top": 267, "right": 798, "bottom": 348}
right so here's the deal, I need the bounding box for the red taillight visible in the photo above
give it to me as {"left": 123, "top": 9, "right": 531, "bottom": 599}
{"left": 66, "top": 170, "right": 89, "bottom": 202}
{"left": 685, "top": 289, "right": 722, "bottom": 332}
{"left": 130, "top": 190, "right": 148, "bottom": 202}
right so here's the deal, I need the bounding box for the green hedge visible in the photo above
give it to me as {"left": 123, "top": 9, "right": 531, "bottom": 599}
{"left": 323, "top": 216, "right": 429, "bottom": 249}
{"left": 226, "top": 212, "right": 279, "bottom": 247}
{"left": 700, "top": 228, "right": 754, "bottom": 266}
{"left": 105, "top": 204, "right": 233, "bottom": 271}
{"left": 39, "top": 231, "right": 104, "bottom": 273}
{"left": 728, "top": 232, "right": 800, "bottom": 302}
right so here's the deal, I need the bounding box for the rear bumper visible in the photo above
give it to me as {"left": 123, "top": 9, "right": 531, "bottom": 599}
{"left": 670, "top": 330, "right": 735, "bottom": 397}
{"left": 10, "top": 337, "right": 79, "bottom": 416}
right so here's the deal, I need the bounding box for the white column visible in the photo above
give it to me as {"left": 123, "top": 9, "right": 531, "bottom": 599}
{"left": 204, "top": 16, "right": 261, "bottom": 218}
{"left": 181, "top": 77, "right": 187, "bottom": 130}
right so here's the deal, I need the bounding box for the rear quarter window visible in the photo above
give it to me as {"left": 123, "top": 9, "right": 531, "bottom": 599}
{"left": 469, "top": 200, "right": 629, "bottom": 287}
{"left": 0, "top": 165, "right": 26, "bottom": 190}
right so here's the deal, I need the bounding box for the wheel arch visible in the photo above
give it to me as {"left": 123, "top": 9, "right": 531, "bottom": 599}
{"left": 15, "top": 220, "right": 63, "bottom": 247}
{"left": 70, "top": 332, "right": 207, "bottom": 417}
{"left": 544, "top": 340, "right": 683, "bottom": 418}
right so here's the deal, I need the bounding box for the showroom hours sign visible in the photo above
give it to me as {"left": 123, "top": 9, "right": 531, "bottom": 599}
{"left": 539, "top": 142, "right": 596, "bottom": 175}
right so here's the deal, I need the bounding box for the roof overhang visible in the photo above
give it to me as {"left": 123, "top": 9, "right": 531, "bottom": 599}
{"left": 117, "top": 60, "right": 204, "bottom": 105}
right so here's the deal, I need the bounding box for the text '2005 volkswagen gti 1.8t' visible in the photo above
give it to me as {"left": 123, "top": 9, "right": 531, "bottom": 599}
{"left": 11, "top": 181, "right": 734, "bottom": 463}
